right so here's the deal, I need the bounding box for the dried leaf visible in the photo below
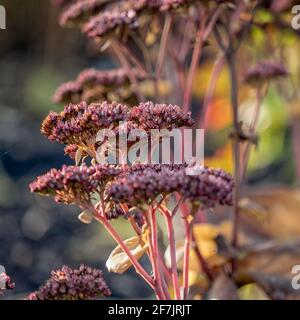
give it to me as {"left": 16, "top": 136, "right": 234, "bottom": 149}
{"left": 75, "top": 148, "right": 83, "bottom": 166}
{"left": 106, "top": 235, "right": 149, "bottom": 274}
{"left": 238, "top": 239, "right": 300, "bottom": 277}
{"left": 239, "top": 187, "right": 300, "bottom": 240}
{"left": 78, "top": 210, "right": 93, "bottom": 224}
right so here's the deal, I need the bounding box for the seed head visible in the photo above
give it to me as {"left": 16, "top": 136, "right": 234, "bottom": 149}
{"left": 129, "top": 101, "right": 194, "bottom": 130}
{"left": 60, "top": 0, "right": 112, "bottom": 26}
{"left": 244, "top": 60, "right": 288, "bottom": 85}
{"left": 53, "top": 81, "right": 83, "bottom": 104}
{"left": 107, "top": 164, "right": 234, "bottom": 209}
{"left": 41, "top": 101, "right": 129, "bottom": 146}
{"left": 27, "top": 265, "right": 111, "bottom": 300}
{"left": 29, "top": 164, "right": 122, "bottom": 205}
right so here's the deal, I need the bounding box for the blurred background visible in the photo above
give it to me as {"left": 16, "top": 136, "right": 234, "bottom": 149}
{"left": 0, "top": 0, "right": 154, "bottom": 299}
{"left": 0, "top": 0, "right": 298, "bottom": 299}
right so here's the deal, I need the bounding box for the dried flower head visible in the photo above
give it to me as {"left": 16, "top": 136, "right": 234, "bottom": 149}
{"left": 107, "top": 164, "right": 234, "bottom": 209}
{"left": 29, "top": 164, "right": 122, "bottom": 205}
{"left": 129, "top": 101, "right": 194, "bottom": 130}
{"left": 83, "top": 7, "right": 139, "bottom": 39}
{"left": 106, "top": 164, "right": 183, "bottom": 207}
{"left": 54, "top": 68, "right": 147, "bottom": 104}
{"left": 41, "top": 101, "right": 129, "bottom": 146}
{"left": 244, "top": 60, "right": 288, "bottom": 85}
{"left": 53, "top": 80, "right": 83, "bottom": 104}
{"left": 178, "top": 166, "right": 234, "bottom": 208}
{"left": 78, "top": 67, "right": 146, "bottom": 88}
{"left": 27, "top": 265, "right": 111, "bottom": 300}
{"left": 60, "top": 0, "right": 113, "bottom": 26}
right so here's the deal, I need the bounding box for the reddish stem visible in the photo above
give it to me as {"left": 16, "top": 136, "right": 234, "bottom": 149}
{"left": 163, "top": 212, "right": 181, "bottom": 300}
{"left": 89, "top": 205, "right": 155, "bottom": 289}
{"left": 149, "top": 208, "right": 165, "bottom": 299}
{"left": 156, "top": 14, "right": 172, "bottom": 79}
{"left": 182, "top": 217, "right": 192, "bottom": 300}
{"left": 183, "top": 25, "right": 203, "bottom": 112}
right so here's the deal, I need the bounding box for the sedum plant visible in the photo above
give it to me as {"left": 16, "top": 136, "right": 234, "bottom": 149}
{"left": 28, "top": 0, "right": 297, "bottom": 300}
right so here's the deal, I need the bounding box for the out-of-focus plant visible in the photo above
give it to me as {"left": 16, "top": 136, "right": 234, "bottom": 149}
{"left": 27, "top": 0, "right": 300, "bottom": 300}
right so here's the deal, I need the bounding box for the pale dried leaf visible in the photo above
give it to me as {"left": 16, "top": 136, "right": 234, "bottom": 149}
{"left": 78, "top": 210, "right": 93, "bottom": 224}
{"left": 106, "top": 235, "right": 149, "bottom": 274}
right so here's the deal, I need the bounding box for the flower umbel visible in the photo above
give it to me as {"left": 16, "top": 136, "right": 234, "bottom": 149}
{"left": 29, "top": 164, "right": 122, "bottom": 205}
{"left": 41, "top": 101, "right": 129, "bottom": 146}
{"left": 129, "top": 102, "right": 194, "bottom": 130}
{"left": 107, "top": 164, "right": 234, "bottom": 209}
{"left": 244, "top": 60, "right": 288, "bottom": 85}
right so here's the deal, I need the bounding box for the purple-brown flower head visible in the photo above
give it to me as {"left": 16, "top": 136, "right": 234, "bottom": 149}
{"left": 244, "top": 60, "right": 288, "bottom": 85}
{"left": 53, "top": 68, "right": 147, "bottom": 105}
{"left": 27, "top": 265, "right": 111, "bottom": 300}
{"left": 60, "top": 0, "right": 113, "bottom": 26}
{"left": 53, "top": 81, "right": 83, "bottom": 104}
{"left": 41, "top": 101, "right": 129, "bottom": 146}
{"left": 178, "top": 166, "right": 234, "bottom": 208}
{"left": 106, "top": 164, "right": 185, "bottom": 207}
{"left": 29, "top": 164, "right": 122, "bottom": 205}
{"left": 78, "top": 67, "right": 146, "bottom": 88}
{"left": 129, "top": 101, "right": 194, "bottom": 130}
{"left": 107, "top": 164, "right": 234, "bottom": 209}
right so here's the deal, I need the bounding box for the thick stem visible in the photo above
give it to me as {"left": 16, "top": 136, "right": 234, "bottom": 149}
{"left": 227, "top": 50, "right": 241, "bottom": 249}
{"left": 163, "top": 213, "right": 181, "bottom": 300}
{"left": 241, "top": 86, "right": 264, "bottom": 180}
{"left": 159, "top": 266, "right": 172, "bottom": 300}
{"left": 182, "top": 217, "right": 192, "bottom": 300}
{"left": 156, "top": 14, "right": 172, "bottom": 79}
{"left": 149, "top": 208, "right": 166, "bottom": 299}
{"left": 183, "top": 26, "right": 203, "bottom": 112}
